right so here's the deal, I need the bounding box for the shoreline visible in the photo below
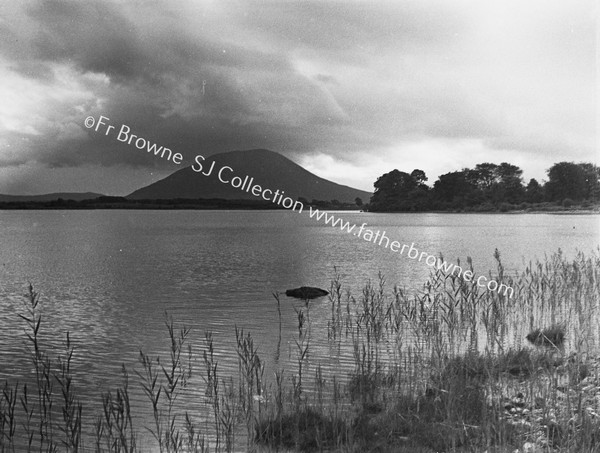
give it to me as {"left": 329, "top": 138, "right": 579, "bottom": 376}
{"left": 0, "top": 195, "right": 598, "bottom": 214}
{"left": 1, "top": 204, "right": 598, "bottom": 214}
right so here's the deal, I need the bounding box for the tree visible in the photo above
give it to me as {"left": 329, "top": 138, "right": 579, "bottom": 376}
{"left": 433, "top": 170, "right": 475, "bottom": 204}
{"left": 467, "top": 163, "right": 498, "bottom": 190}
{"left": 578, "top": 163, "right": 600, "bottom": 201}
{"left": 369, "top": 169, "right": 430, "bottom": 211}
{"left": 463, "top": 162, "right": 525, "bottom": 204}
{"left": 545, "top": 162, "right": 587, "bottom": 201}
{"left": 355, "top": 197, "right": 363, "bottom": 207}
{"left": 410, "top": 169, "right": 428, "bottom": 185}
{"left": 496, "top": 163, "right": 522, "bottom": 180}
{"left": 525, "top": 179, "right": 544, "bottom": 203}
{"left": 493, "top": 162, "right": 525, "bottom": 203}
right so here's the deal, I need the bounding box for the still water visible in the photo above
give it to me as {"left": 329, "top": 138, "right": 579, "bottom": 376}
{"left": 0, "top": 210, "right": 598, "bottom": 448}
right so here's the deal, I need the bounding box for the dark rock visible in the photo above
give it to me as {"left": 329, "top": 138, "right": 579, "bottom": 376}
{"left": 526, "top": 324, "right": 565, "bottom": 348}
{"left": 285, "top": 286, "right": 329, "bottom": 299}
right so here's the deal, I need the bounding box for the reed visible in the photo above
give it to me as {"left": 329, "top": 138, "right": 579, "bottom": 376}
{"left": 235, "top": 326, "right": 263, "bottom": 450}
{"left": 292, "top": 302, "right": 310, "bottom": 403}
{"left": 55, "top": 332, "right": 82, "bottom": 452}
{"left": 97, "top": 366, "right": 136, "bottom": 453}
{"left": 0, "top": 381, "right": 17, "bottom": 452}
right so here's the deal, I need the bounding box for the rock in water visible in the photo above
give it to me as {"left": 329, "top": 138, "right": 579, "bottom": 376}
{"left": 526, "top": 324, "right": 566, "bottom": 348}
{"left": 285, "top": 287, "right": 329, "bottom": 299}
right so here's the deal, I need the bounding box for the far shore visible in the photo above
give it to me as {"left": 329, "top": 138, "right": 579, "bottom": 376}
{"left": 0, "top": 196, "right": 598, "bottom": 214}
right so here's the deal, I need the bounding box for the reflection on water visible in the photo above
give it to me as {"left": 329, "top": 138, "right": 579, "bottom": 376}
{"left": 0, "top": 210, "right": 598, "bottom": 447}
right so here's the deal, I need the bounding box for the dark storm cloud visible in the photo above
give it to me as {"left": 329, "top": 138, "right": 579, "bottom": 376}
{"left": 28, "top": 1, "right": 143, "bottom": 79}
{"left": 1, "top": 0, "right": 361, "bottom": 171}
{"left": 29, "top": 2, "right": 292, "bottom": 79}
{"left": 24, "top": 1, "right": 291, "bottom": 85}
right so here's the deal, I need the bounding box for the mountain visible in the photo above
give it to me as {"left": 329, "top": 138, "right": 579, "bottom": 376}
{"left": 0, "top": 192, "right": 104, "bottom": 202}
{"left": 127, "top": 149, "right": 372, "bottom": 204}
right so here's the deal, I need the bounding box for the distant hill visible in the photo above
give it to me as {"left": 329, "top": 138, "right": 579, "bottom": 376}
{"left": 0, "top": 192, "right": 104, "bottom": 202}
{"left": 127, "top": 149, "right": 372, "bottom": 204}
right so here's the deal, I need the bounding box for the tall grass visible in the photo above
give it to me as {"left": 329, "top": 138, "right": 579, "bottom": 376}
{"left": 0, "top": 248, "right": 598, "bottom": 452}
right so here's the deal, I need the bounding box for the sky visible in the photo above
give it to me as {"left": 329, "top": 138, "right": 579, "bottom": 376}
{"left": 0, "top": 0, "right": 596, "bottom": 196}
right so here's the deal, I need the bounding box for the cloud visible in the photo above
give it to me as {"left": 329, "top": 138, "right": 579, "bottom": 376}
{"left": 0, "top": 0, "right": 595, "bottom": 194}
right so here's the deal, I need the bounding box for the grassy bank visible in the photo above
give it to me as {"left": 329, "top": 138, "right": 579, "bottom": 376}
{"left": 1, "top": 248, "right": 599, "bottom": 452}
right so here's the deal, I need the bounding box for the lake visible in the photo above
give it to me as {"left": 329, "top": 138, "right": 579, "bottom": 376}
{"left": 0, "top": 210, "right": 598, "bottom": 449}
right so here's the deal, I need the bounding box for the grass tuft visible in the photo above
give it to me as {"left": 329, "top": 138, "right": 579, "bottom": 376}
{"left": 255, "top": 407, "right": 347, "bottom": 452}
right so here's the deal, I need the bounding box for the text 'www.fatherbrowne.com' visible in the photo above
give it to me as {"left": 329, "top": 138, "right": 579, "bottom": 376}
{"left": 83, "top": 114, "right": 513, "bottom": 298}
{"left": 307, "top": 207, "right": 515, "bottom": 298}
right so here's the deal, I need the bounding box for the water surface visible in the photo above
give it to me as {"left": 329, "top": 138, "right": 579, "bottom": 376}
{"left": 0, "top": 210, "right": 598, "bottom": 448}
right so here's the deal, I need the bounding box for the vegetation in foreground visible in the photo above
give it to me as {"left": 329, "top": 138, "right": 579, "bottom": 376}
{"left": 0, "top": 248, "right": 599, "bottom": 452}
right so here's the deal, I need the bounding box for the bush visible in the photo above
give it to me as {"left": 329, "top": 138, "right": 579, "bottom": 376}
{"left": 519, "top": 202, "right": 531, "bottom": 210}
{"left": 562, "top": 198, "right": 574, "bottom": 207}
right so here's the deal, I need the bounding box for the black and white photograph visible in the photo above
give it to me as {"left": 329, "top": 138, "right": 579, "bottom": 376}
{"left": 0, "top": 1, "right": 598, "bottom": 451}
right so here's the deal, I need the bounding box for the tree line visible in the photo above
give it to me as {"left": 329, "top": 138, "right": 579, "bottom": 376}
{"left": 367, "top": 161, "right": 600, "bottom": 212}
